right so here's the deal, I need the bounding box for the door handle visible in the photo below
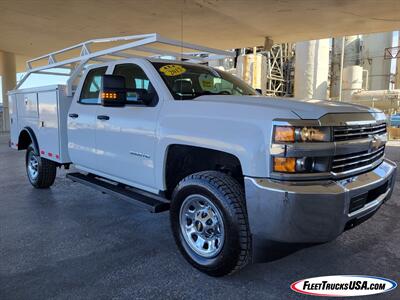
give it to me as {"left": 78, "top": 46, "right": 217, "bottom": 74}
{"left": 69, "top": 113, "right": 79, "bottom": 118}
{"left": 97, "top": 115, "right": 110, "bottom": 120}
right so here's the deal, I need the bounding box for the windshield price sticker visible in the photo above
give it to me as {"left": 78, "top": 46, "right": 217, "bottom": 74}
{"left": 199, "top": 74, "right": 214, "bottom": 90}
{"left": 159, "top": 64, "right": 186, "bottom": 76}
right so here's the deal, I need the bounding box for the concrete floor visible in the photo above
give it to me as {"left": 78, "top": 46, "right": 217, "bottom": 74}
{"left": 0, "top": 134, "right": 399, "bottom": 300}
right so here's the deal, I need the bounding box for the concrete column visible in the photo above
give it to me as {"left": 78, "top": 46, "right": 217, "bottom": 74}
{"left": 294, "top": 39, "right": 330, "bottom": 100}
{"left": 0, "top": 51, "right": 16, "bottom": 132}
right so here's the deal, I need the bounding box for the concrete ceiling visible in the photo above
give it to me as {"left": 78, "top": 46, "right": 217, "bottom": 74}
{"left": 1, "top": 0, "right": 400, "bottom": 71}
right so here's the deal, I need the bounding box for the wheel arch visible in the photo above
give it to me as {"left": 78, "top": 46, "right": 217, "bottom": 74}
{"left": 18, "top": 127, "right": 39, "bottom": 154}
{"left": 163, "top": 144, "right": 244, "bottom": 199}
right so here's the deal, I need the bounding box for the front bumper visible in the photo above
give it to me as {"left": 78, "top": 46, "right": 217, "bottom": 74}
{"left": 244, "top": 159, "right": 397, "bottom": 243}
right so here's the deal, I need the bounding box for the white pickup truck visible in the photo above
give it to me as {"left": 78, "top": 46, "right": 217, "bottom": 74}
{"left": 8, "top": 34, "right": 397, "bottom": 276}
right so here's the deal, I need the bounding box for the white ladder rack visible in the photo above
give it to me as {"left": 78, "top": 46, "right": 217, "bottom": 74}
{"left": 17, "top": 33, "right": 235, "bottom": 95}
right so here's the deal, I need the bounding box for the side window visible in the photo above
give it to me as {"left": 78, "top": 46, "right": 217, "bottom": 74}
{"left": 113, "top": 63, "right": 157, "bottom": 104}
{"left": 79, "top": 67, "right": 107, "bottom": 104}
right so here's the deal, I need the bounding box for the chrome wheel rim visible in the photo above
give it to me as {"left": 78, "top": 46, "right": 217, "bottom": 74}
{"left": 179, "top": 194, "right": 225, "bottom": 258}
{"left": 27, "top": 151, "right": 39, "bottom": 180}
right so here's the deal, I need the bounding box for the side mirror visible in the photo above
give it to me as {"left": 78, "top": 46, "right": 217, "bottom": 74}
{"left": 100, "top": 75, "right": 126, "bottom": 107}
{"left": 255, "top": 88, "right": 263, "bottom": 95}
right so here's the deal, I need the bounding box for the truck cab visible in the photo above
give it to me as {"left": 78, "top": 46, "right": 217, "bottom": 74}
{"left": 68, "top": 60, "right": 163, "bottom": 193}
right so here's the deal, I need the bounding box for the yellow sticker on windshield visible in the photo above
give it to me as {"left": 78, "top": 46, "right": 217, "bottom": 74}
{"left": 159, "top": 64, "right": 186, "bottom": 76}
{"left": 199, "top": 74, "right": 214, "bottom": 91}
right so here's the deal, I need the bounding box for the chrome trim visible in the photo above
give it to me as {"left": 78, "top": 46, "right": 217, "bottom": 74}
{"left": 270, "top": 157, "right": 384, "bottom": 181}
{"left": 270, "top": 144, "right": 285, "bottom": 155}
{"left": 334, "top": 129, "right": 386, "bottom": 138}
{"left": 332, "top": 146, "right": 384, "bottom": 163}
{"left": 269, "top": 171, "right": 333, "bottom": 181}
{"left": 282, "top": 138, "right": 375, "bottom": 157}
{"left": 334, "top": 123, "right": 387, "bottom": 141}
{"left": 245, "top": 159, "right": 397, "bottom": 243}
{"left": 331, "top": 157, "right": 384, "bottom": 177}
{"left": 332, "top": 150, "right": 384, "bottom": 170}
{"left": 334, "top": 123, "right": 386, "bottom": 133}
{"left": 346, "top": 120, "right": 383, "bottom": 125}
{"left": 270, "top": 114, "right": 388, "bottom": 180}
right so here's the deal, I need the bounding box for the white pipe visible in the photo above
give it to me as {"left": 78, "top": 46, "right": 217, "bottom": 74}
{"left": 338, "top": 37, "right": 345, "bottom": 101}
{"left": 363, "top": 69, "right": 369, "bottom": 90}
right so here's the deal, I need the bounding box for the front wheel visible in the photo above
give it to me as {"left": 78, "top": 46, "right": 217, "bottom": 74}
{"left": 170, "top": 171, "right": 251, "bottom": 276}
{"left": 26, "top": 144, "right": 57, "bottom": 188}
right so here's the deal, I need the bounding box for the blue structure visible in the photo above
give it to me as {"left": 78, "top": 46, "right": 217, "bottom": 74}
{"left": 390, "top": 114, "right": 400, "bottom": 127}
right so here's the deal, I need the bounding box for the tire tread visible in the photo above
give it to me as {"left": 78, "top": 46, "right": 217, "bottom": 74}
{"left": 26, "top": 145, "right": 57, "bottom": 189}
{"left": 174, "top": 170, "right": 251, "bottom": 275}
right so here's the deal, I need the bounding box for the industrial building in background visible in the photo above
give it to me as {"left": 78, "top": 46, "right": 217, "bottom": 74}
{"left": 224, "top": 31, "right": 400, "bottom": 139}
{"left": 233, "top": 32, "right": 399, "bottom": 112}
{"left": 232, "top": 44, "right": 295, "bottom": 97}
{"left": 213, "top": 31, "right": 399, "bottom": 138}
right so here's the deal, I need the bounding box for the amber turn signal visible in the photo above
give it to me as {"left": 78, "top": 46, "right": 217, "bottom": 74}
{"left": 274, "top": 126, "right": 295, "bottom": 142}
{"left": 101, "top": 91, "right": 117, "bottom": 100}
{"left": 273, "top": 157, "right": 296, "bottom": 172}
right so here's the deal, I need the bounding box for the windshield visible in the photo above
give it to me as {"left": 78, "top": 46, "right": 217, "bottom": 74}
{"left": 152, "top": 62, "right": 258, "bottom": 100}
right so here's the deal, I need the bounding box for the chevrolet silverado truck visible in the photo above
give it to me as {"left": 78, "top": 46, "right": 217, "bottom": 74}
{"left": 8, "top": 34, "right": 397, "bottom": 276}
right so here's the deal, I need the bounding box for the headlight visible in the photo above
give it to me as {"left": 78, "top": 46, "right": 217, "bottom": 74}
{"left": 274, "top": 126, "right": 331, "bottom": 143}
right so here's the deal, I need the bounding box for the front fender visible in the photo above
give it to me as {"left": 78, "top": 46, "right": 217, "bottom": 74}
{"left": 158, "top": 117, "right": 267, "bottom": 176}
{"left": 154, "top": 101, "right": 299, "bottom": 190}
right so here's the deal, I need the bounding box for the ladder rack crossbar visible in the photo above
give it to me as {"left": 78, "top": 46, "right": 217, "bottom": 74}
{"left": 17, "top": 33, "right": 234, "bottom": 93}
{"left": 26, "top": 33, "right": 157, "bottom": 66}
{"left": 25, "top": 33, "right": 234, "bottom": 73}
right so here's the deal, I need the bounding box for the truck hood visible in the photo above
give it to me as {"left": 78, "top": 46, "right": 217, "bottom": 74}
{"left": 195, "top": 95, "right": 379, "bottom": 119}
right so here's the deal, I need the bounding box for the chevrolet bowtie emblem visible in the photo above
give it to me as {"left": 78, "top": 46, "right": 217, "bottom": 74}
{"left": 370, "top": 134, "right": 384, "bottom": 151}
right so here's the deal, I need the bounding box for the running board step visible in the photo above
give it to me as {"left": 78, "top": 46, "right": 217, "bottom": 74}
{"left": 66, "top": 172, "right": 169, "bottom": 213}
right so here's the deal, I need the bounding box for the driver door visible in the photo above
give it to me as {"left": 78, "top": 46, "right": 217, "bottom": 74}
{"left": 68, "top": 66, "right": 107, "bottom": 169}
{"left": 94, "top": 63, "right": 160, "bottom": 192}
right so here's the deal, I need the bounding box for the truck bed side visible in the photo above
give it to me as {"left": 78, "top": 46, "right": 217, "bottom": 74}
{"left": 8, "top": 85, "right": 72, "bottom": 164}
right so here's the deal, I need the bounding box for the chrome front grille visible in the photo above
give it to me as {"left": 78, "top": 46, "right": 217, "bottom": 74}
{"left": 334, "top": 123, "right": 387, "bottom": 141}
{"left": 331, "top": 146, "right": 385, "bottom": 174}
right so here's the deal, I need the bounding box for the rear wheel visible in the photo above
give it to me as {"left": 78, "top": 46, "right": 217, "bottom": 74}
{"left": 26, "top": 144, "right": 57, "bottom": 188}
{"left": 170, "top": 171, "right": 251, "bottom": 276}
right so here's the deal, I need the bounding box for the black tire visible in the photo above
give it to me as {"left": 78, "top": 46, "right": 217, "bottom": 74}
{"left": 170, "top": 171, "right": 251, "bottom": 276}
{"left": 26, "top": 144, "right": 57, "bottom": 188}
